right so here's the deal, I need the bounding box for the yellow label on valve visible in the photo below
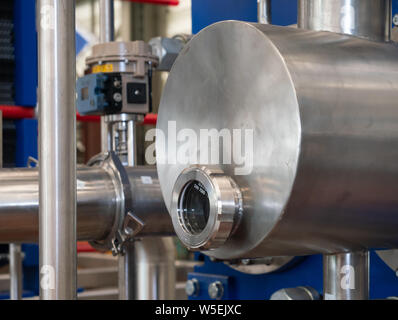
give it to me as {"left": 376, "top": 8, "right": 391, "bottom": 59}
{"left": 92, "top": 64, "right": 114, "bottom": 73}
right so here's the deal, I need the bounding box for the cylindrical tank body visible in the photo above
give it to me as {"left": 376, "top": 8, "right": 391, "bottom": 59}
{"left": 298, "top": 0, "right": 391, "bottom": 42}
{"left": 157, "top": 21, "right": 398, "bottom": 259}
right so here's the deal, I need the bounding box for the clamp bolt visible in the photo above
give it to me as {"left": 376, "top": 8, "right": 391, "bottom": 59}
{"left": 394, "top": 14, "right": 398, "bottom": 26}
{"left": 185, "top": 278, "right": 199, "bottom": 297}
{"left": 113, "top": 92, "right": 122, "bottom": 102}
{"left": 208, "top": 281, "right": 224, "bottom": 300}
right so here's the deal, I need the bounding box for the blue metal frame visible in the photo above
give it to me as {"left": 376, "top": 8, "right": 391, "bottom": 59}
{"left": 192, "top": 0, "right": 297, "bottom": 34}
{"left": 14, "top": 0, "right": 38, "bottom": 107}
{"left": 191, "top": 252, "right": 398, "bottom": 300}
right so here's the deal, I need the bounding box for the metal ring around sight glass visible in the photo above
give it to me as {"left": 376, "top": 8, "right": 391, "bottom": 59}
{"left": 170, "top": 165, "right": 243, "bottom": 251}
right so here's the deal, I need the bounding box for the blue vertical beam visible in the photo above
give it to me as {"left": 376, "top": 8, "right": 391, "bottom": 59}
{"left": 393, "top": 0, "right": 398, "bottom": 21}
{"left": 13, "top": 0, "right": 38, "bottom": 107}
{"left": 15, "top": 118, "right": 38, "bottom": 167}
{"left": 192, "top": 0, "right": 298, "bottom": 34}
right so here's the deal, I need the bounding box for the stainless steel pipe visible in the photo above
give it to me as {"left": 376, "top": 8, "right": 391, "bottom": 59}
{"left": 37, "top": 0, "right": 77, "bottom": 300}
{"left": 99, "top": 0, "right": 115, "bottom": 43}
{"left": 0, "top": 166, "right": 173, "bottom": 243}
{"left": 9, "top": 244, "right": 22, "bottom": 300}
{"left": 258, "top": 0, "right": 271, "bottom": 24}
{"left": 135, "top": 238, "right": 176, "bottom": 300}
{"left": 298, "top": 0, "right": 391, "bottom": 42}
{"left": 323, "top": 251, "right": 369, "bottom": 300}
{"left": 99, "top": 0, "right": 115, "bottom": 153}
{"left": 119, "top": 117, "right": 137, "bottom": 301}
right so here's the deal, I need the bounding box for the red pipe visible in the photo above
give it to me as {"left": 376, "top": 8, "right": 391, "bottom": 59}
{"left": 142, "top": 113, "right": 158, "bottom": 125}
{"left": 0, "top": 105, "right": 35, "bottom": 119}
{"left": 0, "top": 106, "right": 157, "bottom": 126}
{"left": 77, "top": 242, "right": 97, "bottom": 253}
{"left": 76, "top": 113, "right": 101, "bottom": 123}
{"left": 77, "top": 112, "right": 157, "bottom": 125}
{"left": 122, "top": 0, "right": 179, "bottom": 5}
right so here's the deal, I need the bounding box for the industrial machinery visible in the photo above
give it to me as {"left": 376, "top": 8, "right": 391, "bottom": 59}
{"left": 156, "top": 0, "right": 398, "bottom": 299}
{"left": 1, "top": 0, "right": 398, "bottom": 302}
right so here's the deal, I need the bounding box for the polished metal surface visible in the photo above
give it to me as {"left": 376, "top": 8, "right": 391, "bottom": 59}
{"left": 9, "top": 244, "right": 22, "bottom": 300}
{"left": 118, "top": 110, "right": 137, "bottom": 300}
{"left": 158, "top": 21, "right": 398, "bottom": 259}
{"left": 119, "top": 238, "right": 176, "bottom": 300}
{"left": 134, "top": 237, "right": 176, "bottom": 300}
{"left": 118, "top": 241, "right": 136, "bottom": 300}
{"left": 99, "top": 0, "right": 115, "bottom": 43}
{"left": 126, "top": 166, "right": 173, "bottom": 236}
{"left": 149, "top": 37, "right": 185, "bottom": 71}
{"left": 208, "top": 281, "right": 224, "bottom": 300}
{"left": 38, "top": 0, "right": 77, "bottom": 300}
{"left": 185, "top": 278, "right": 199, "bottom": 297}
{"left": 0, "top": 167, "right": 114, "bottom": 242}
{"left": 270, "top": 286, "right": 320, "bottom": 300}
{"left": 104, "top": 116, "right": 143, "bottom": 166}
{"left": 226, "top": 257, "right": 295, "bottom": 275}
{"left": 171, "top": 165, "right": 242, "bottom": 250}
{"left": 127, "top": 120, "right": 137, "bottom": 167}
{"left": 0, "top": 166, "right": 172, "bottom": 243}
{"left": 324, "top": 251, "right": 369, "bottom": 300}
{"left": 257, "top": 0, "right": 271, "bottom": 24}
{"left": 298, "top": 0, "right": 391, "bottom": 41}
{"left": 99, "top": 0, "right": 115, "bottom": 152}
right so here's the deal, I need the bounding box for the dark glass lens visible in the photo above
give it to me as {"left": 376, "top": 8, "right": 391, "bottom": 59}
{"left": 180, "top": 181, "right": 210, "bottom": 234}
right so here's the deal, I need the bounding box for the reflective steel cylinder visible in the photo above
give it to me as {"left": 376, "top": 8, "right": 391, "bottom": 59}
{"left": 258, "top": 0, "right": 271, "bottom": 24}
{"left": 0, "top": 166, "right": 173, "bottom": 243}
{"left": 323, "top": 251, "right": 369, "bottom": 300}
{"left": 38, "top": 0, "right": 77, "bottom": 299}
{"left": 157, "top": 21, "right": 398, "bottom": 259}
{"left": 134, "top": 237, "right": 176, "bottom": 300}
{"left": 298, "top": 0, "right": 391, "bottom": 42}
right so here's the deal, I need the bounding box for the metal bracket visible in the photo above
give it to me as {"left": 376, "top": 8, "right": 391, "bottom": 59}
{"left": 111, "top": 211, "right": 145, "bottom": 256}
{"left": 27, "top": 156, "right": 39, "bottom": 168}
{"left": 87, "top": 151, "right": 146, "bottom": 254}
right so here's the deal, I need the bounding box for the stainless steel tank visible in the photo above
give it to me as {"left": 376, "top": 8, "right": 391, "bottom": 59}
{"left": 157, "top": 21, "right": 398, "bottom": 259}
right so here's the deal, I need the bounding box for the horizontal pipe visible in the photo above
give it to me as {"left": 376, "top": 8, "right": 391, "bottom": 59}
{"left": 0, "top": 107, "right": 156, "bottom": 124}
{"left": 126, "top": 166, "right": 174, "bottom": 236}
{"left": 0, "top": 106, "right": 35, "bottom": 119}
{"left": 0, "top": 166, "right": 173, "bottom": 243}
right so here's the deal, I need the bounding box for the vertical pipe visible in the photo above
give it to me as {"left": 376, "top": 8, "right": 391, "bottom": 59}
{"left": 118, "top": 119, "right": 137, "bottom": 300}
{"left": 38, "top": 0, "right": 77, "bottom": 300}
{"left": 99, "top": 0, "right": 115, "bottom": 153}
{"left": 99, "top": 0, "right": 115, "bottom": 43}
{"left": 297, "top": 0, "right": 391, "bottom": 42}
{"left": 257, "top": 0, "right": 271, "bottom": 24}
{"left": 9, "top": 244, "right": 23, "bottom": 300}
{"left": 127, "top": 120, "right": 137, "bottom": 167}
{"left": 119, "top": 242, "right": 137, "bottom": 300}
{"left": 135, "top": 238, "right": 176, "bottom": 300}
{"left": 323, "top": 251, "right": 369, "bottom": 300}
